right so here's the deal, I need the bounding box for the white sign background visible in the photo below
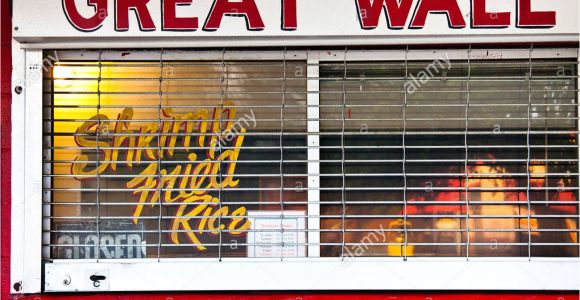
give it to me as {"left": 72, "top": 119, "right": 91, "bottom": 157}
{"left": 13, "top": 0, "right": 579, "bottom": 47}
{"left": 247, "top": 211, "right": 306, "bottom": 258}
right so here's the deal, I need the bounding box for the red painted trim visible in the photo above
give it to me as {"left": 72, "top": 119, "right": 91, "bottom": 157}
{"left": 0, "top": 3, "right": 577, "bottom": 298}
{"left": 5, "top": 292, "right": 580, "bottom": 300}
{"left": 1, "top": 0, "right": 13, "bottom": 298}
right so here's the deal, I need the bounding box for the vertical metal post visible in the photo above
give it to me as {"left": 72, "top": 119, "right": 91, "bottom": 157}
{"left": 279, "top": 48, "right": 287, "bottom": 260}
{"left": 526, "top": 45, "right": 534, "bottom": 260}
{"left": 20, "top": 49, "right": 43, "bottom": 293}
{"left": 577, "top": 48, "right": 580, "bottom": 257}
{"left": 340, "top": 47, "right": 348, "bottom": 260}
{"left": 156, "top": 49, "right": 165, "bottom": 261}
{"left": 43, "top": 56, "right": 55, "bottom": 260}
{"left": 465, "top": 46, "right": 472, "bottom": 260}
{"left": 218, "top": 48, "right": 226, "bottom": 261}
{"left": 402, "top": 47, "right": 409, "bottom": 260}
{"left": 96, "top": 50, "right": 103, "bottom": 262}
{"left": 307, "top": 51, "right": 321, "bottom": 257}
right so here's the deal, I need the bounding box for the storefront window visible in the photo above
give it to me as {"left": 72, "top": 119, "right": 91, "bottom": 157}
{"left": 45, "top": 60, "right": 308, "bottom": 259}
{"left": 44, "top": 53, "right": 578, "bottom": 261}
{"left": 319, "top": 59, "right": 578, "bottom": 257}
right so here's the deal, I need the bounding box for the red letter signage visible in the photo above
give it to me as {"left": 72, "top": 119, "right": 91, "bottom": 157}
{"left": 203, "top": 0, "right": 265, "bottom": 31}
{"left": 356, "top": 0, "right": 414, "bottom": 29}
{"left": 115, "top": 0, "right": 156, "bottom": 31}
{"left": 162, "top": 0, "right": 199, "bottom": 31}
{"left": 471, "top": 0, "right": 510, "bottom": 28}
{"left": 410, "top": 0, "right": 466, "bottom": 29}
{"left": 61, "top": 0, "right": 560, "bottom": 32}
{"left": 282, "top": 0, "right": 297, "bottom": 30}
{"left": 63, "top": 0, "right": 108, "bottom": 32}
{"left": 517, "top": 0, "right": 556, "bottom": 28}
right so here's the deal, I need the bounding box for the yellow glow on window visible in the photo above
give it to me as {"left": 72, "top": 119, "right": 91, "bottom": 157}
{"left": 53, "top": 65, "right": 76, "bottom": 80}
{"left": 52, "top": 66, "right": 77, "bottom": 89}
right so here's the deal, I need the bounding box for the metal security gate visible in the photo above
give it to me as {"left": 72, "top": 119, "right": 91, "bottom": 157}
{"left": 317, "top": 48, "right": 579, "bottom": 259}
{"left": 38, "top": 47, "right": 579, "bottom": 292}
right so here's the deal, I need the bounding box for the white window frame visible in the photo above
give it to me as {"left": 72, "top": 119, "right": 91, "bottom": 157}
{"left": 11, "top": 47, "right": 580, "bottom": 294}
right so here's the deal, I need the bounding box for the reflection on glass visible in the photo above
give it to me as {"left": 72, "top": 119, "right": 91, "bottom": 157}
{"left": 44, "top": 57, "right": 578, "bottom": 260}
{"left": 319, "top": 59, "right": 578, "bottom": 258}
{"left": 46, "top": 61, "right": 308, "bottom": 259}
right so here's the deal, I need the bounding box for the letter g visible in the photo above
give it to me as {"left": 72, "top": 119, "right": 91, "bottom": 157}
{"left": 63, "top": 0, "right": 108, "bottom": 32}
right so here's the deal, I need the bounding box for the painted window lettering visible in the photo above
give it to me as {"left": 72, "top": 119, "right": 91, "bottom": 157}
{"left": 46, "top": 60, "right": 310, "bottom": 261}
{"left": 71, "top": 102, "right": 252, "bottom": 251}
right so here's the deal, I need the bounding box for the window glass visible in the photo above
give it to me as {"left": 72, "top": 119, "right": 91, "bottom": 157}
{"left": 44, "top": 54, "right": 578, "bottom": 260}
{"left": 319, "top": 59, "right": 578, "bottom": 257}
{"left": 45, "top": 61, "right": 308, "bottom": 259}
